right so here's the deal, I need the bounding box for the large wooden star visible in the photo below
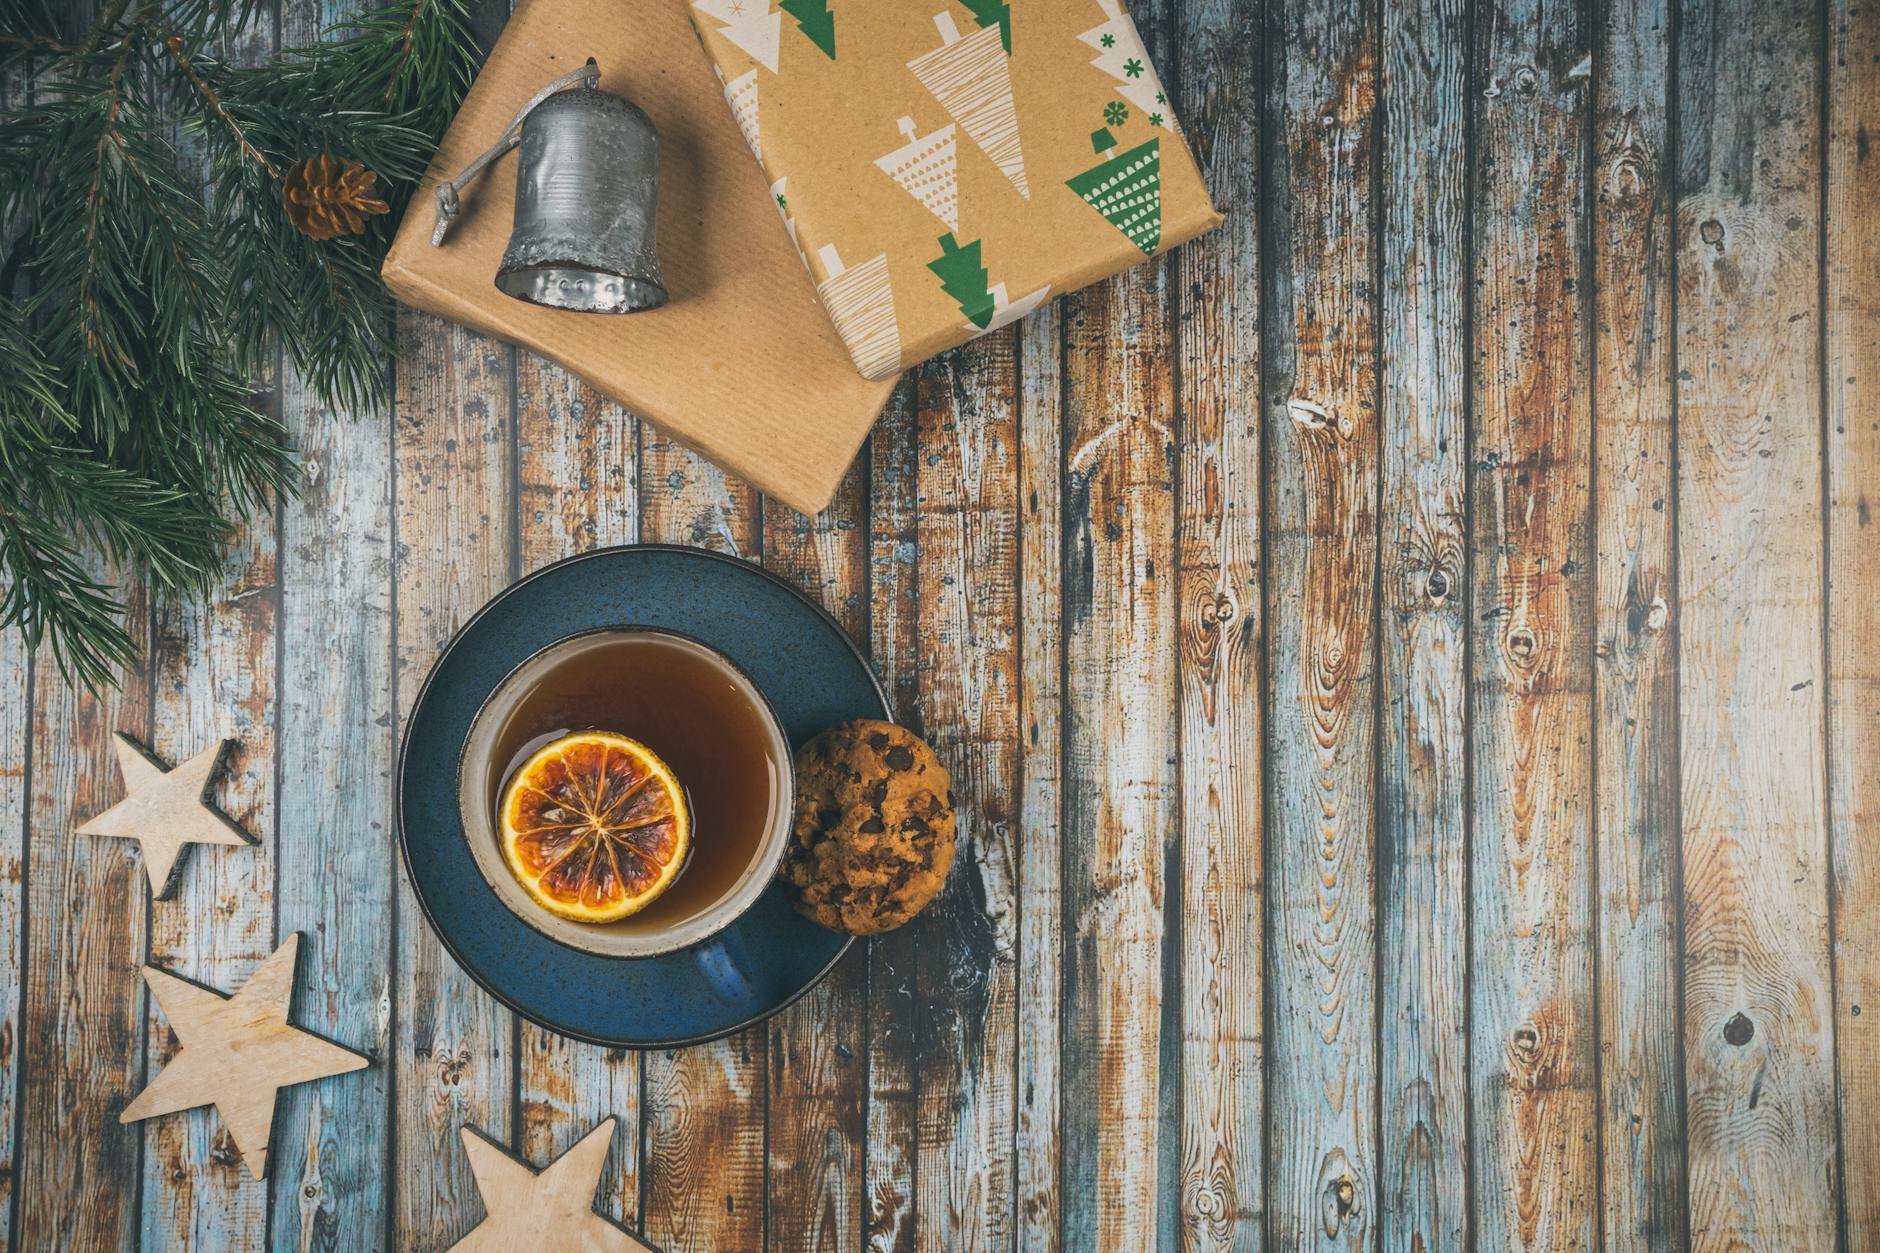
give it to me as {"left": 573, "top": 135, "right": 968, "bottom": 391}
{"left": 450, "top": 1118, "right": 656, "bottom": 1252}
{"left": 121, "top": 934, "right": 369, "bottom": 1177}
{"left": 76, "top": 732, "right": 253, "bottom": 895}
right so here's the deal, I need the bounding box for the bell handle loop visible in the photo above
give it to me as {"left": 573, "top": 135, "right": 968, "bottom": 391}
{"left": 431, "top": 58, "right": 604, "bottom": 247}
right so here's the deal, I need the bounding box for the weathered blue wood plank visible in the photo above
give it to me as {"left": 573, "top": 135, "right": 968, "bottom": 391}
{"left": 1591, "top": 0, "right": 1685, "bottom": 1245}
{"left": 0, "top": 623, "right": 25, "bottom": 1242}
{"left": 1674, "top": 0, "right": 1837, "bottom": 1244}
{"left": 1171, "top": 0, "right": 1264, "bottom": 1247}
{"left": 864, "top": 386, "right": 921, "bottom": 1253}
{"left": 1262, "top": 0, "right": 1381, "bottom": 1243}
{"left": 1377, "top": 0, "right": 1470, "bottom": 1243}
{"left": 1468, "top": 0, "right": 1599, "bottom": 1243}
{"left": 1015, "top": 300, "right": 1065, "bottom": 1253}
{"left": 1826, "top": 0, "right": 1880, "bottom": 1239}
{"left": 763, "top": 463, "right": 867, "bottom": 1253}
{"left": 268, "top": 2, "right": 400, "bottom": 1241}
{"left": 19, "top": 572, "right": 151, "bottom": 1251}
{"left": 1059, "top": 96, "right": 1180, "bottom": 1253}
{"left": 267, "top": 320, "right": 398, "bottom": 1253}
{"left": 910, "top": 331, "right": 1022, "bottom": 1253}
{"left": 391, "top": 311, "right": 517, "bottom": 1249}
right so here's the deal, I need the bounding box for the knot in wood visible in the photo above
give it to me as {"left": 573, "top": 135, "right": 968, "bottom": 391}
{"left": 1505, "top": 626, "right": 1538, "bottom": 662}
{"left": 1425, "top": 568, "right": 1450, "bottom": 603}
{"left": 1723, "top": 1012, "right": 1755, "bottom": 1046}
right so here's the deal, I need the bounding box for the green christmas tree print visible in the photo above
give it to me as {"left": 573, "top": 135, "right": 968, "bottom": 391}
{"left": 928, "top": 233, "right": 996, "bottom": 329}
{"left": 781, "top": 0, "right": 836, "bottom": 58}
{"left": 959, "top": 0, "right": 1013, "bottom": 53}
{"left": 1066, "top": 128, "right": 1162, "bottom": 255}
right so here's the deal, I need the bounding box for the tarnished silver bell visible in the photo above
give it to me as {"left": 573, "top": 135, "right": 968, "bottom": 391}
{"left": 497, "top": 84, "right": 666, "bottom": 312}
{"left": 430, "top": 60, "right": 668, "bottom": 314}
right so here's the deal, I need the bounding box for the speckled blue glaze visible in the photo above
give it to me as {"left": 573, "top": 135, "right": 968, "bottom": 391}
{"left": 396, "top": 545, "right": 878, "bottom": 1047}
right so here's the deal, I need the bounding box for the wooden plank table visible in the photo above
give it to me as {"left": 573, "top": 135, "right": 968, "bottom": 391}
{"left": 3, "top": 0, "right": 1875, "bottom": 1247}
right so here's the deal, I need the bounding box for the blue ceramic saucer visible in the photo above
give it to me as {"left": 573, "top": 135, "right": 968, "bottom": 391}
{"left": 396, "top": 545, "right": 877, "bottom": 1047}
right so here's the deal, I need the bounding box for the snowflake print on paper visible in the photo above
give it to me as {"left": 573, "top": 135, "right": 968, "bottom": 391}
{"left": 1103, "top": 101, "right": 1128, "bottom": 126}
{"left": 1077, "top": 1, "right": 1178, "bottom": 133}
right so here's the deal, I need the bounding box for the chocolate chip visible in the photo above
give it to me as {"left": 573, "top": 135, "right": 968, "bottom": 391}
{"left": 885, "top": 745, "right": 915, "bottom": 770}
{"left": 859, "top": 816, "right": 885, "bottom": 834}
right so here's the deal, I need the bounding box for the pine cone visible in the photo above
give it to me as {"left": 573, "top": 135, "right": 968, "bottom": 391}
{"left": 282, "top": 153, "right": 389, "bottom": 241}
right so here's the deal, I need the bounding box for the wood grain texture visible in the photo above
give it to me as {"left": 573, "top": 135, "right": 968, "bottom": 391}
{"left": 1263, "top": 0, "right": 1380, "bottom": 1243}
{"left": 268, "top": 368, "right": 398, "bottom": 1252}
{"left": 0, "top": 623, "right": 25, "bottom": 1239}
{"left": 1591, "top": 0, "right": 1685, "bottom": 1246}
{"left": 637, "top": 433, "right": 766, "bottom": 1253}
{"left": 261, "top": 12, "right": 399, "bottom": 1248}
{"left": 911, "top": 334, "right": 1021, "bottom": 1253}
{"left": 1377, "top": 0, "right": 1471, "bottom": 1244}
{"left": 1468, "top": 0, "right": 1598, "bottom": 1245}
{"left": 1675, "top": 0, "right": 1837, "bottom": 1246}
{"left": 1015, "top": 301, "right": 1065, "bottom": 1253}
{"left": 391, "top": 311, "right": 516, "bottom": 1250}
{"left": 18, "top": 576, "right": 151, "bottom": 1252}
{"left": 1173, "top": 2, "right": 1264, "bottom": 1250}
{"left": 763, "top": 461, "right": 867, "bottom": 1253}
{"left": 141, "top": 509, "right": 277, "bottom": 1249}
{"left": 864, "top": 385, "right": 921, "bottom": 1253}
{"left": 512, "top": 352, "right": 643, "bottom": 1234}
{"left": 1060, "top": 238, "right": 1179, "bottom": 1253}
{"left": 1827, "top": 0, "right": 1879, "bottom": 1242}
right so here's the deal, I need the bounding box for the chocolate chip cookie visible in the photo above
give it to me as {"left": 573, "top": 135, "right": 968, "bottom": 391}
{"left": 781, "top": 720, "right": 956, "bottom": 935}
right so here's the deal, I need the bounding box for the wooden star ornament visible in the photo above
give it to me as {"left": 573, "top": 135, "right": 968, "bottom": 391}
{"left": 76, "top": 732, "right": 253, "bottom": 895}
{"left": 121, "top": 933, "right": 369, "bottom": 1177}
{"left": 450, "top": 1118, "right": 657, "bottom": 1252}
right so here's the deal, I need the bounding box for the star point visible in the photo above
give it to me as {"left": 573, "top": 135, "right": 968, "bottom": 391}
{"left": 76, "top": 733, "right": 253, "bottom": 895}
{"left": 451, "top": 1118, "right": 656, "bottom": 1252}
{"left": 121, "top": 934, "right": 368, "bottom": 1178}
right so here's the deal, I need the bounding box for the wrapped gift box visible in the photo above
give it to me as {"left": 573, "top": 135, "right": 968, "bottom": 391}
{"left": 383, "top": 0, "right": 897, "bottom": 515}
{"left": 383, "top": 0, "right": 1218, "bottom": 514}
{"left": 689, "top": 0, "right": 1223, "bottom": 379}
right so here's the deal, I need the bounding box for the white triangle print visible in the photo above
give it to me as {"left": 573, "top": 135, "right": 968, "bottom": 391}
{"left": 907, "top": 12, "right": 1029, "bottom": 199}
{"left": 694, "top": 0, "right": 782, "bottom": 73}
{"left": 874, "top": 116, "right": 960, "bottom": 232}
{"left": 816, "top": 243, "right": 904, "bottom": 381}
{"left": 719, "top": 66, "right": 762, "bottom": 161}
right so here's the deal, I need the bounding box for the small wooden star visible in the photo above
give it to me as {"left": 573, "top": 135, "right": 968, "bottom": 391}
{"left": 76, "top": 732, "right": 253, "bottom": 896}
{"left": 450, "top": 1118, "right": 656, "bottom": 1252}
{"left": 121, "top": 934, "right": 369, "bottom": 1178}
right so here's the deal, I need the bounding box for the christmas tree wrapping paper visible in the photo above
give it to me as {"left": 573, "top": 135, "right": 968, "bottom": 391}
{"left": 689, "top": 0, "right": 1223, "bottom": 380}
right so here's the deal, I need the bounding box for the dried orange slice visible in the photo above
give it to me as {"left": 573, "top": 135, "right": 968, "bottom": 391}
{"left": 499, "top": 732, "right": 691, "bottom": 923}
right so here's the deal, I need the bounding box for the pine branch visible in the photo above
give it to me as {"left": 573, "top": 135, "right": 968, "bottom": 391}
{"left": 0, "top": 0, "right": 483, "bottom": 691}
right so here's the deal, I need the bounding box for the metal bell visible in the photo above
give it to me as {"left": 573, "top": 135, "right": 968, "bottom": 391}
{"left": 432, "top": 60, "right": 668, "bottom": 313}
